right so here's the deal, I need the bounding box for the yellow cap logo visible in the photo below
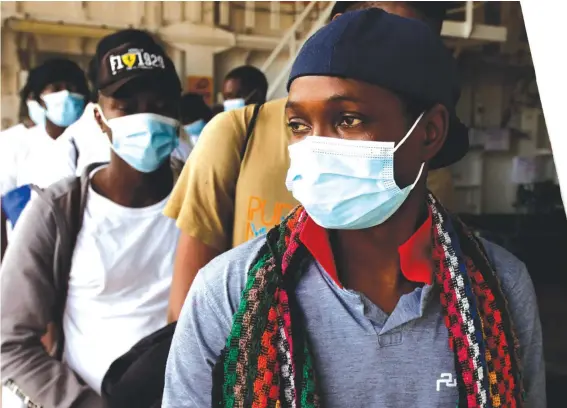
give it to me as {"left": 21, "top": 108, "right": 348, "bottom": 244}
{"left": 121, "top": 53, "right": 137, "bottom": 68}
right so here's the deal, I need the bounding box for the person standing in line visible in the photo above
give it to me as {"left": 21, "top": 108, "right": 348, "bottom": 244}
{"left": 1, "top": 59, "right": 89, "bottom": 255}
{"left": 51, "top": 44, "right": 205, "bottom": 185}
{"left": 1, "top": 77, "right": 37, "bottom": 261}
{"left": 221, "top": 65, "right": 268, "bottom": 111}
{"left": 50, "top": 56, "right": 112, "bottom": 181}
{"left": 163, "top": 1, "right": 464, "bottom": 322}
{"left": 163, "top": 9, "right": 545, "bottom": 407}
{"left": 1, "top": 29, "right": 182, "bottom": 407}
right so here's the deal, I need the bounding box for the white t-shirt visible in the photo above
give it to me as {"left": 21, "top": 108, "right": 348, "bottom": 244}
{"left": 0, "top": 124, "right": 69, "bottom": 192}
{"left": 1, "top": 124, "right": 29, "bottom": 253}
{"left": 15, "top": 126, "right": 65, "bottom": 189}
{"left": 0, "top": 124, "right": 32, "bottom": 196}
{"left": 62, "top": 167, "right": 179, "bottom": 393}
{"left": 1, "top": 125, "right": 64, "bottom": 242}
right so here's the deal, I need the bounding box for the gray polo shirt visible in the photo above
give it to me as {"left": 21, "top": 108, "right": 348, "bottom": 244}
{"left": 163, "top": 236, "right": 546, "bottom": 407}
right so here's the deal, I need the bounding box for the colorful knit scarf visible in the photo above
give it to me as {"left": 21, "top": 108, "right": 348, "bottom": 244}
{"left": 212, "top": 194, "right": 525, "bottom": 408}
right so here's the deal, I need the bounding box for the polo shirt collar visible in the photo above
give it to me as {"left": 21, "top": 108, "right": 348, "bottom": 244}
{"left": 299, "top": 211, "right": 434, "bottom": 288}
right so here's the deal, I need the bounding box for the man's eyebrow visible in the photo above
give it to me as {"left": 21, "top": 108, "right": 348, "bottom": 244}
{"left": 326, "top": 94, "right": 363, "bottom": 104}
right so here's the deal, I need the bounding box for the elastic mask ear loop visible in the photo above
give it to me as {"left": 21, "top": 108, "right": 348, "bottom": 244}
{"left": 409, "top": 162, "right": 425, "bottom": 189}
{"left": 94, "top": 104, "right": 111, "bottom": 128}
{"left": 94, "top": 104, "right": 113, "bottom": 147}
{"left": 394, "top": 111, "right": 426, "bottom": 189}
{"left": 393, "top": 111, "right": 426, "bottom": 153}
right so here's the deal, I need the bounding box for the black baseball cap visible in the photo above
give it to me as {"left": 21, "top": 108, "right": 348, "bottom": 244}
{"left": 288, "top": 8, "right": 468, "bottom": 169}
{"left": 95, "top": 29, "right": 181, "bottom": 97}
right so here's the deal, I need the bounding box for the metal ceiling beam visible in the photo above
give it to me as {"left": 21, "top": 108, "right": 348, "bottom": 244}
{"left": 3, "top": 17, "right": 283, "bottom": 52}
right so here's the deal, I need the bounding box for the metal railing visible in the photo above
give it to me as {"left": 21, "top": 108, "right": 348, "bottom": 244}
{"left": 264, "top": 1, "right": 336, "bottom": 99}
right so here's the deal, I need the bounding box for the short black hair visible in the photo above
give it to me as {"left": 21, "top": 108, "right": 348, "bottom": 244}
{"left": 225, "top": 65, "right": 268, "bottom": 103}
{"left": 28, "top": 58, "right": 89, "bottom": 100}
{"left": 179, "top": 93, "right": 213, "bottom": 125}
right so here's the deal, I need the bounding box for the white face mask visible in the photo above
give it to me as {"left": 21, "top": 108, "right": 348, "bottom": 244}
{"left": 26, "top": 100, "right": 46, "bottom": 126}
{"left": 222, "top": 88, "right": 258, "bottom": 112}
{"left": 223, "top": 98, "right": 246, "bottom": 111}
{"left": 42, "top": 90, "right": 85, "bottom": 127}
{"left": 97, "top": 107, "right": 180, "bottom": 173}
{"left": 286, "top": 112, "right": 425, "bottom": 229}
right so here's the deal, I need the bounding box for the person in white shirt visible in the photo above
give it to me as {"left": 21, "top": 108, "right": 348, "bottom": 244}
{"left": 51, "top": 57, "right": 112, "bottom": 180}
{"left": 0, "top": 59, "right": 89, "bottom": 236}
{"left": 1, "top": 29, "right": 183, "bottom": 407}
{"left": 0, "top": 80, "right": 36, "bottom": 261}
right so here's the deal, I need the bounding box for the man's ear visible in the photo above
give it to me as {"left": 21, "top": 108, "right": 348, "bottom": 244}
{"left": 93, "top": 104, "right": 111, "bottom": 139}
{"left": 421, "top": 104, "right": 449, "bottom": 162}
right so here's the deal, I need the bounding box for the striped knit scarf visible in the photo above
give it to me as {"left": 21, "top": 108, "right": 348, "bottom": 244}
{"left": 212, "top": 194, "right": 525, "bottom": 408}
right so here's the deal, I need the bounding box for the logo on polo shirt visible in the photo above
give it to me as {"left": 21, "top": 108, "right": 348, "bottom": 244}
{"left": 436, "top": 373, "right": 457, "bottom": 391}
{"left": 109, "top": 48, "right": 166, "bottom": 76}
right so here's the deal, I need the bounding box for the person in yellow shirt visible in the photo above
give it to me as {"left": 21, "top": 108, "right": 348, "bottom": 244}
{"left": 164, "top": 1, "right": 467, "bottom": 321}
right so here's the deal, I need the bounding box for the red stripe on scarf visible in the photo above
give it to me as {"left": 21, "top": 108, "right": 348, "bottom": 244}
{"left": 432, "top": 226, "right": 481, "bottom": 406}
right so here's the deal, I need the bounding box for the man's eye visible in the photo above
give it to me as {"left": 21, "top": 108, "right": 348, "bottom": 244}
{"left": 287, "top": 122, "right": 310, "bottom": 133}
{"left": 339, "top": 116, "right": 362, "bottom": 128}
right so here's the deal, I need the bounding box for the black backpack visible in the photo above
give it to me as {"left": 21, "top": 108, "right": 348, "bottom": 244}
{"left": 101, "top": 322, "right": 177, "bottom": 408}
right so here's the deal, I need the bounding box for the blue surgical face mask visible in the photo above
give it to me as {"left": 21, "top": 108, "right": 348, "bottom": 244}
{"left": 98, "top": 109, "right": 180, "bottom": 173}
{"left": 42, "top": 90, "right": 85, "bottom": 127}
{"left": 286, "top": 112, "right": 425, "bottom": 230}
{"left": 184, "top": 119, "right": 206, "bottom": 137}
{"left": 26, "top": 100, "right": 46, "bottom": 127}
{"left": 223, "top": 98, "right": 246, "bottom": 112}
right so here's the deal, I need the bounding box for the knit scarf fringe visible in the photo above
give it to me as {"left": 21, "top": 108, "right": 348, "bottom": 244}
{"left": 212, "top": 194, "right": 525, "bottom": 408}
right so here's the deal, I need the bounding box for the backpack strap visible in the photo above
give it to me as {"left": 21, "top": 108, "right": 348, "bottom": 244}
{"left": 31, "top": 162, "right": 104, "bottom": 360}
{"left": 58, "top": 162, "right": 103, "bottom": 359}
{"left": 70, "top": 137, "right": 79, "bottom": 168}
{"left": 240, "top": 104, "right": 263, "bottom": 159}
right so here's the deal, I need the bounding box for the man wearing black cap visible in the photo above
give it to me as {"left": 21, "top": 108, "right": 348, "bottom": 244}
{"left": 164, "top": 1, "right": 462, "bottom": 323}
{"left": 1, "top": 30, "right": 182, "bottom": 407}
{"left": 164, "top": 9, "right": 544, "bottom": 408}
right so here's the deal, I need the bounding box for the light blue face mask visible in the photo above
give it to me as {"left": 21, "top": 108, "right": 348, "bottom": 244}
{"left": 98, "top": 109, "right": 179, "bottom": 173}
{"left": 26, "top": 100, "right": 46, "bottom": 127}
{"left": 184, "top": 119, "right": 206, "bottom": 138}
{"left": 286, "top": 112, "right": 425, "bottom": 230}
{"left": 42, "top": 90, "right": 85, "bottom": 127}
{"left": 223, "top": 98, "right": 246, "bottom": 112}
